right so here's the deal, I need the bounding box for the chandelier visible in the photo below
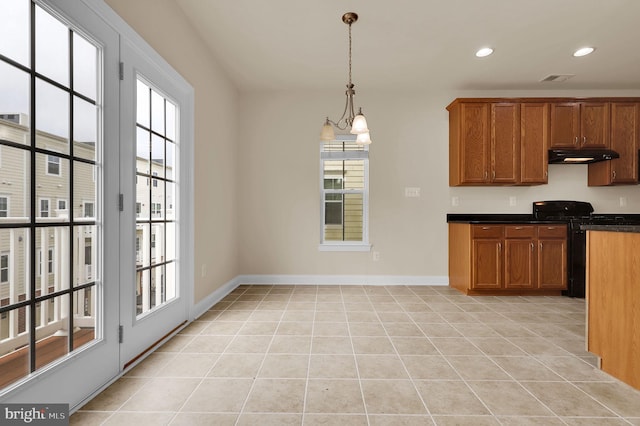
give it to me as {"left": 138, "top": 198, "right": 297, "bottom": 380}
{"left": 320, "top": 12, "right": 372, "bottom": 144}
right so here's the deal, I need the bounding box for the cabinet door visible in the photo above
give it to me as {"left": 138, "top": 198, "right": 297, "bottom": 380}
{"left": 537, "top": 239, "right": 567, "bottom": 289}
{"left": 550, "top": 103, "right": 580, "bottom": 148}
{"left": 460, "top": 103, "right": 490, "bottom": 184}
{"left": 504, "top": 239, "right": 535, "bottom": 288}
{"left": 580, "top": 102, "right": 610, "bottom": 148}
{"left": 491, "top": 103, "right": 520, "bottom": 183}
{"left": 472, "top": 239, "right": 502, "bottom": 289}
{"left": 520, "top": 103, "right": 549, "bottom": 184}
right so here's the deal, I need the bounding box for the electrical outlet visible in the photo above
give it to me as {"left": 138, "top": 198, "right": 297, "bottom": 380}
{"left": 451, "top": 196, "right": 459, "bottom": 206}
{"left": 372, "top": 251, "right": 381, "bottom": 262}
{"left": 620, "top": 197, "right": 627, "bottom": 207}
{"left": 201, "top": 264, "right": 207, "bottom": 277}
{"left": 509, "top": 196, "right": 517, "bottom": 207}
{"left": 404, "top": 187, "right": 421, "bottom": 197}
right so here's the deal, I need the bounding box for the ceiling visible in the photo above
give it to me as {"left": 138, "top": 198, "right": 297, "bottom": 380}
{"left": 174, "top": 0, "right": 640, "bottom": 92}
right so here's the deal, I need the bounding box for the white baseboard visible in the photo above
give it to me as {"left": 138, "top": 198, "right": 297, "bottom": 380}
{"left": 236, "top": 275, "right": 449, "bottom": 286}
{"left": 192, "top": 276, "right": 241, "bottom": 319}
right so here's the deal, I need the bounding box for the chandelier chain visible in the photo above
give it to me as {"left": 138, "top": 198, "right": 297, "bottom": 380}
{"left": 348, "top": 22, "right": 352, "bottom": 87}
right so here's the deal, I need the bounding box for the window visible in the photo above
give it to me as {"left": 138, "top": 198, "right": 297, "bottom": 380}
{"left": 320, "top": 137, "right": 369, "bottom": 249}
{"left": 0, "top": 196, "right": 8, "bottom": 217}
{"left": 0, "top": 253, "right": 8, "bottom": 283}
{"left": 151, "top": 202, "right": 161, "bottom": 217}
{"left": 152, "top": 171, "right": 158, "bottom": 187}
{"left": 57, "top": 199, "right": 67, "bottom": 211}
{"left": 85, "top": 239, "right": 91, "bottom": 265}
{"left": 136, "top": 202, "right": 142, "bottom": 218}
{"left": 48, "top": 248, "right": 54, "bottom": 274}
{"left": 46, "top": 155, "right": 61, "bottom": 176}
{"left": 83, "top": 202, "right": 94, "bottom": 218}
{"left": 40, "top": 198, "right": 50, "bottom": 218}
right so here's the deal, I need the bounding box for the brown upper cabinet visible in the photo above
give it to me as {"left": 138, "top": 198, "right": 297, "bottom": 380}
{"left": 550, "top": 102, "right": 610, "bottom": 149}
{"left": 588, "top": 103, "right": 639, "bottom": 185}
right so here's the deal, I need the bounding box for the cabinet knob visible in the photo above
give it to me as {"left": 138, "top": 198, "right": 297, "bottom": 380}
{"left": 515, "top": 226, "right": 524, "bottom": 230}
{"left": 547, "top": 226, "right": 556, "bottom": 230}
{"left": 482, "top": 226, "right": 491, "bottom": 230}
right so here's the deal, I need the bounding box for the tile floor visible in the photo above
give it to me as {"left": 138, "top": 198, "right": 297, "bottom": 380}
{"left": 72, "top": 285, "right": 640, "bottom": 425}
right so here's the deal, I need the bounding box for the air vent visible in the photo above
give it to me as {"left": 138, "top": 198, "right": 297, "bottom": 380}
{"left": 541, "top": 74, "right": 575, "bottom": 82}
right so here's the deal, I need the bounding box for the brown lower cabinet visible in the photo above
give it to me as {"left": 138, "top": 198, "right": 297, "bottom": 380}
{"left": 449, "top": 223, "right": 567, "bottom": 295}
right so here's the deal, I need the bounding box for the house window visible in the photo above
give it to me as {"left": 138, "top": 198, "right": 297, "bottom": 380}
{"left": 48, "top": 248, "right": 54, "bottom": 274}
{"left": 57, "top": 199, "right": 67, "bottom": 211}
{"left": 136, "top": 202, "right": 142, "bottom": 218}
{"left": 83, "top": 202, "right": 94, "bottom": 218}
{"left": 0, "top": 196, "right": 8, "bottom": 217}
{"left": 0, "top": 253, "right": 8, "bottom": 283}
{"left": 84, "top": 239, "right": 91, "bottom": 265}
{"left": 320, "top": 137, "right": 369, "bottom": 249}
{"left": 151, "top": 202, "right": 161, "bottom": 217}
{"left": 152, "top": 171, "right": 158, "bottom": 187}
{"left": 40, "top": 198, "right": 50, "bottom": 218}
{"left": 47, "top": 155, "right": 61, "bottom": 176}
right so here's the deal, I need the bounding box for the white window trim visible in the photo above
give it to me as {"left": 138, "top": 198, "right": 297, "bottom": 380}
{"left": 45, "top": 154, "right": 62, "bottom": 177}
{"left": 57, "top": 198, "right": 67, "bottom": 211}
{"left": 0, "top": 251, "right": 9, "bottom": 284}
{"left": 0, "top": 195, "right": 9, "bottom": 218}
{"left": 318, "top": 135, "right": 370, "bottom": 252}
{"left": 82, "top": 200, "right": 95, "bottom": 218}
{"left": 39, "top": 197, "right": 51, "bottom": 218}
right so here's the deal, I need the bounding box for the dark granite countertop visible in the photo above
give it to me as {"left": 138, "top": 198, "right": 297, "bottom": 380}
{"left": 446, "top": 214, "right": 562, "bottom": 224}
{"left": 581, "top": 224, "right": 640, "bottom": 233}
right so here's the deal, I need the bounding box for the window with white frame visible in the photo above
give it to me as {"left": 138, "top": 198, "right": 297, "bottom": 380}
{"left": 0, "top": 196, "right": 8, "bottom": 217}
{"left": 320, "top": 136, "right": 369, "bottom": 247}
{"left": 48, "top": 248, "right": 54, "bottom": 275}
{"left": 0, "top": 252, "right": 8, "bottom": 283}
{"left": 39, "top": 198, "right": 50, "bottom": 218}
{"left": 57, "top": 199, "right": 67, "bottom": 211}
{"left": 83, "top": 201, "right": 94, "bottom": 218}
{"left": 46, "top": 155, "right": 61, "bottom": 176}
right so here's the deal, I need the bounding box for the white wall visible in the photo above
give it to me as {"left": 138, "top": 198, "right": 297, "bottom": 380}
{"left": 238, "top": 88, "right": 640, "bottom": 279}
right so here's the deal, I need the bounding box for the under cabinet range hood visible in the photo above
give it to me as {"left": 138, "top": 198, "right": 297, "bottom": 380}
{"left": 548, "top": 149, "right": 620, "bottom": 164}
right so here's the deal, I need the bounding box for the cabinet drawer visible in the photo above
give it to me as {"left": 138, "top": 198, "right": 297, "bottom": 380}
{"left": 505, "top": 225, "right": 536, "bottom": 238}
{"left": 538, "top": 225, "right": 567, "bottom": 238}
{"left": 472, "top": 225, "right": 503, "bottom": 238}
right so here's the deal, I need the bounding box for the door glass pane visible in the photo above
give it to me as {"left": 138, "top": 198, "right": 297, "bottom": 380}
{"left": 135, "top": 78, "right": 178, "bottom": 317}
{"left": 35, "top": 5, "right": 69, "bottom": 87}
{"left": 0, "top": 4, "right": 101, "bottom": 390}
{"left": 0, "top": 0, "right": 30, "bottom": 66}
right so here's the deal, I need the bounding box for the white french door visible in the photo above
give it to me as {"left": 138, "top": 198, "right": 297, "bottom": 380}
{"left": 118, "top": 39, "right": 192, "bottom": 367}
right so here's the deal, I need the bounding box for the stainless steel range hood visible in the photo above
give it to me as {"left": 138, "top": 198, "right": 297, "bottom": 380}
{"left": 548, "top": 149, "right": 620, "bottom": 164}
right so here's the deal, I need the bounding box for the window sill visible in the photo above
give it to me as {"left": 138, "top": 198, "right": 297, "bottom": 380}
{"left": 318, "top": 243, "right": 372, "bottom": 252}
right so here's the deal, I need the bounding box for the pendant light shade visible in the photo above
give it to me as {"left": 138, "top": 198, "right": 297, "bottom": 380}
{"left": 319, "top": 12, "right": 372, "bottom": 144}
{"left": 356, "top": 132, "right": 372, "bottom": 145}
{"left": 350, "top": 109, "right": 369, "bottom": 134}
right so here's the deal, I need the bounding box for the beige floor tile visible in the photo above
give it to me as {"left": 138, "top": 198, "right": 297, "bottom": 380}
{"left": 120, "top": 378, "right": 200, "bottom": 411}
{"left": 281, "top": 310, "right": 315, "bottom": 322}
{"left": 225, "top": 335, "right": 272, "bottom": 353}
{"left": 313, "top": 322, "right": 349, "bottom": 337}
{"left": 369, "top": 295, "right": 397, "bottom": 304}
{"left": 574, "top": 382, "right": 640, "bottom": 417}
{"left": 70, "top": 411, "right": 112, "bottom": 426}
{"left": 418, "top": 323, "right": 462, "bottom": 338}
{"left": 305, "top": 379, "right": 365, "bottom": 414}
{"left": 258, "top": 354, "right": 309, "bottom": 378}
{"left": 361, "top": 380, "right": 427, "bottom": 414}
{"left": 243, "top": 378, "right": 306, "bottom": 413}
{"left": 467, "top": 381, "right": 553, "bottom": 416}
{"left": 469, "top": 312, "right": 510, "bottom": 323}
{"left": 399, "top": 304, "right": 433, "bottom": 313}
{"left": 469, "top": 337, "right": 528, "bottom": 356}
{"left": 247, "top": 310, "right": 284, "bottom": 321}
{"left": 446, "top": 356, "right": 511, "bottom": 380}
{"left": 156, "top": 353, "right": 219, "bottom": 378}
{"left": 103, "top": 412, "right": 175, "bottom": 425}
{"left": 432, "top": 415, "right": 499, "bottom": 425}
{"left": 346, "top": 311, "right": 380, "bottom": 322}
{"left": 506, "top": 337, "right": 571, "bottom": 356}
{"left": 427, "top": 303, "right": 464, "bottom": 313}
{"left": 80, "top": 377, "right": 148, "bottom": 411}
{"left": 391, "top": 337, "right": 439, "bottom": 355}
{"left": 490, "top": 356, "right": 562, "bottom": 381}
{"left": 352, "top": 336, "right": 396, "bottom": 354}
{"left": 496, "top": 416, "right": 565, "bottom": 425}
{"left": 438, "top": 312, "right": 478, "bottom": 323}
{"left": 171, "top": 413, "right": 238, "bottom": 425}
{"left": 368, "top": 414, "right": 435, "bottom": 425}
{"left": 259, "top": 301, "right": 289, "bottom": 310}
{"left": 181, "top": 378, "right": 253, "bottom": 412}
{"left": 451, "top": 323, "right": 500, "bottom": 337}
{"left": 625, "top": 418, "right": 640, "bottom": 425}
{"left": 384, "top": 323, "right": 425, "bottom": 337}
{"left": 208, "top": 353, "right": 264, "bottom": 378}
{"left": 377, "top": 312, "right": 413, "bottom": 322}
{"left": 237, "top": 321, "right": 279, "bottom": 335}
{"left": 316, "top": 302, "right": 345, "bottom": 312}
{"left": 181, "top": 335, "right": 232, "bottom": 353}
{"left": 124, "top": 352, "right": 176, "bottom": 378}
{"left": 415, "top": 380, "right": 490, "bottom": 415}
{"left": 309, "top": 354, "right": 358, "bottom": 379}
{"left": 316, "top": 294, "right": 343, "bottom": 303}
{"left": 560, "top": 418, "right": 630, "bottom": 426}
{"left": 537, "top": 356, "right": 614, "bottom": 381}
{"left": 430, "top": 338, "right": 484, "bottom": 356}
{"left": 237, "top": 413, "right": 302, "bottom": 425}
{"left": 177, "top": 321, "right": 210, "bottom": 335}
{"left": 401, "top": 355, "right": 460, "bottom": 380}
{"left": 344, "top": 302, "right": 375, "bottom": 312}
{"left": 349, "top": 322, "right": 387, "bottom": 336}
{"left": 200, "top": 321, "right": 244, "bottom": 335}
{"left": 356, "top": 355, "right": 409, "bottom": 379}
{"left": 157, "top": 335, "right": 193, "bottom": 352}
{"left": 277, "top": 321, "right": 314, "bottom": 336}
{"left": 315, "top": 311, "right": 347, "bottom": 322}
{"left": 311, "top": 336, "right": 352, "bottom": 354}
{"left": 269, "top": 335, "right": 312, "bottom": 354}
{"left": 303, "top": 414, "right": 368, "bottom": 425}
{"left": 216, "top": 308, "right": 256, "bottom": 319}
{"left": 372, "top": 303, "right": 403, "bottom": 312}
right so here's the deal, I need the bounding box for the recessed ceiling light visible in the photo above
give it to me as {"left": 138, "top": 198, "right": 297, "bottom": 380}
{"left": 573, "top": 47, "right": 595, "bottom": 57}
{"left": 475, "top": 47, "right": 494, "bottom": 58}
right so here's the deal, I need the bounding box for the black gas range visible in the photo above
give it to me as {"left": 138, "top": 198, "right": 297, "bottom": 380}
{"left": 533, "top": 201, "right": 640, "bottom": 298}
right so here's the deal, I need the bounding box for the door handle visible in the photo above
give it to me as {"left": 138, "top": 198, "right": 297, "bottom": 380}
{"left": 515, "top": 226, "right": 524, "bottom": 230}
{"left": 574, "top": 136, "right": 579, "bottom": 145}
{"left": 583, "top": 136, "right": 587, "bottom": 144}
{"left": 613, "top": 170, "right": 617, "bottom": 180}
{"left": 498, "top": 242, "right": 502, "bottom": 253}
{"left": 539, "top": 242, "right": 543, "bottom": 251}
